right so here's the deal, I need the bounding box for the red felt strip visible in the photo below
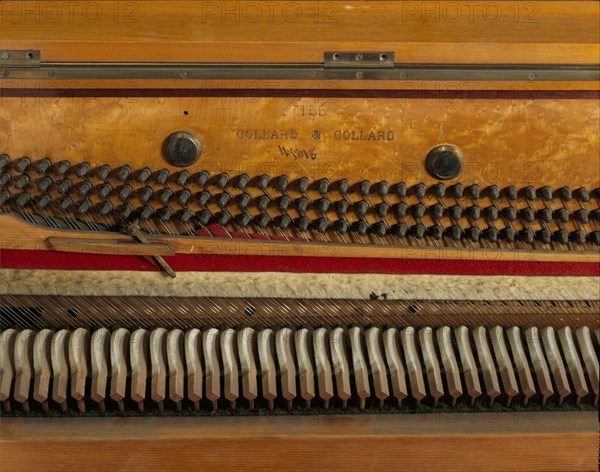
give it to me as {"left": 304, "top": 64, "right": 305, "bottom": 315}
{"left": 0, "top": 249, "right": 598, "bottom": 276}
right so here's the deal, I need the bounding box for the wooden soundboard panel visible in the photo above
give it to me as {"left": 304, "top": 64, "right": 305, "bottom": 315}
{"left": 2, "top": 96, "right": 598, "bottom": 189}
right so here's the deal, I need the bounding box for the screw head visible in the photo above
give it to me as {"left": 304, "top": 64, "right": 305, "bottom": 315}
{"left": 1, "top": 52, "right": 10, "bottom": 60}
{"left": 163, "top": 131, "right": 203, "bottom": 167}
{"left": 425, "top": 144, "right": 464, "bottom": 180}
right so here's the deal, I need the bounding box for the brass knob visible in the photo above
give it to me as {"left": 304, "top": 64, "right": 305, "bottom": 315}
{"left": 425, "top": 144, "right": 463, "bottom": 180}
{"left": 162, "top": 131, "right": 203, "bottom": 167}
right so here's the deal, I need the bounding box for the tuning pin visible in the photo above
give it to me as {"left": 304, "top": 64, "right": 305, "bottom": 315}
{"left": 502, "top": 227, "right": 516, "bottom": 242}
{"left": 356, "top": 220, "right": 369, "bottom": 235}
{"left": 468, "top": 184, "right": 481, "bottom": 199}
{"left": 254, "top": 174, "right": 269, "bottom": 190}
{"left": 487, "top": 185, "right": 500, "bottom": 200}
{"left": 35, "top": 158, "right": 52, "bottom": 174}
{"left": 94, "top": 164, "right": 111, "bottom": 180}
{"left": 256, "top": 213, "right": 271, "bottom": 229}
{"left": 136, "top": 167, "right": 152, "bottom": 183}
{"left": 77, "top": 198, "right": 93, "bottom": 214}
{"left": 234, "top": 173, "right": 249, "bottom": 190}
{"left": 56, "top": 178, "right": 72, "bottom": 194}
{"left": 575, "top": 209, "right": 589, "bottom": 224}
{"left": 275, "top": 175, "right": 288, "bottom": 191}
{"left": 14, "top": 157, "right": 31, "bottom": 173}
{"left": 571, "top": 229, "right": 586, "bottom": 244}
{"left": 430, "top": 224, "right": 443, "bottom": 240}
{"left": 537, "top": 228, "right": 552, "bottom": 244}
{"left": 236, "top": 211, "right": 252, "bottom": 227}
{"left": 194, "top": 170, "right": 210, "bottom": 187}
{"left": 376, "top": 202, "right": 389, "bottom": 218}
{"left": 216, "top": 210, "right": 231, "bottom": 225}
{"left": 448, "top": 205, "right": 462, "bottom": 221}
{"left": 452, "top": 183, "right": 464, "bottom": 199}
{"left": 173, "top": 171, "right": 189, "bottom": 187}
{"left": 76, "top": 180, "right": 93, "bottom": 197}
{"left": 355, "top": 200, "right": 368, "bottom": 216}
{"left": 522, "top": 186, "right": 536, "bottom": 201}
{"left": 13, "top": 174, "right": 30, "bottom": 190}
{"left": 317, "top": 178, "right": 329, "bottom": 194}
{"left": 179, "top": 208, "right": 194, "bottom": 224}
{"left": 58, "top": 196, "right": 74, "bottom": 211}
{"left": 54, "top": 160, "right": 71, "bottom": 176}
{"left": 138, "top": 186, "right": 153, "bottom": 204}
{"left": 216, "top": 192, "right": 230, "bottom": 209}
{"left": 538, "top": 208, "right": 552, "bottom": 223}
{"left": 0, "top": 172, "right": 11, "bottom": 186}
{"left": 198, "top": 209, "right": 212, "bottom": 226}
{"left": 98, "top": 182, "right": 113, "bottom": 199}
{"left": 430, "top": 204, "right": 443, "bottom": 219}
{"left": 433, "top": 183, "right": 446, "bottom": 198}
{"left": 395, "top": 182, "right": 407, "bottom": 198}
{"left": 394, "top": 202, "right": 408, "bottom": 218}
{"left": 393, "top": 222, "right": 409, "bottom": 237}
{"left": 257, "top": 195, "right": 270, "bottom": 212}
{"left": 0, "top": 154, "right": 9, "bottom": 169}
{"left": 539, "top": 186, "right": 553, "bottom": 201}
{"left": 196, "top": 190, "right": 210, "bottom": 207}
{"left": 484, "top": 206, "right": 498, "bottom": 221}
{"left": 376, "top": 181, "right": 390, "bottom": 197}
{"left": 505, "top": 185, "right": 518, "bottom": 201}
{"left": 277, "top": 214, "right": 292, "bottom": 230}
{"left": 554, "top": 229, "right": 569, "bottom": 244}
{"left": 113, "top": 165, "right": 130, "bottom": 181}
{"left": 575, "top": 187, "right": 590, "bottom": 202}
{"left": 503, "top": 207, "right": 518, "bottom": 221}
{"left": 15, "top": 192, "right": 31, "bottom": 208}
{"left": 412, "top": 203, "right": 426, "bottom": 219}
{"left": 139, "top": 204, "right": 155, "bottom": 221}
{"left": 467, "top": 226, "right": 481, "bottom": 242}
{"left": 336, "top": 179, "right": 350, "bottom": 195}
{"left": 278, "top": 195, "right": 291, "bottom": 211}
{"left": 466, "top": 205, "right": 481, "bottom": 220}
{"left": 559, "top": 186, "right": 572, "bottom": 201}
{"left": 412, "top": 223, "right": 426, "bottom": 239}
{"left": 333, "top": 219, "right": 348, "bottom": 234}
{"left": 414, "top": 183, "right": 426, "bottom": 199}
{"left": 316, "top": 217, "right": 330, "bottom": 233}
{"left": 73, "top": 162, "right": 90, "bottom": 178}
{"left": 296, "top": 196, "right": 309, "bottom": 213}
{"left": 36, "top": 194, "right": 51, "bottom": 209}
{"left": 0, "top": 189, "right": 10, "bottom": 205}
{"left": 373, "top": 222, "right": 387, "bottom": 237}
{"left": 448, "top": 224, "right": 463, "bottom": 240}
{"left": 554, "top": 208, "right": 569, "bottom": 223}
{"left": 234, "top": 193, "right": 249, "bottom": 210}
{"left": 589, "top": 231, "right": 600, "bottom": 245}
{"left": 172, "top": 188, "right": 189, "bottom": 206}
{"left": 296, "top": 216, "right": 311, "bottom": 232}
{"left": 296, "top": 177, "right": 309, "bottom": 194}
{"left": 216, "top": 173, "right": 229, "bottom": 189}
{"left": 520, "top": 207, "right": 535, "bottom": 223}
{"left": 315, "top": 198, "right": 329, "bottom": 215}
{"left": 485, "top": 227, "right": 499, "bottom": 242}
{"left": 159, "top": 206, "right": 175, "bottom": 222}
{"left": 520, "top": 228, "right": 535, "bottom": 244}
{"left": 119, "top": 203, "right": 135, "bottom": 220}
{"left": 359, "top": 180, "right": 371, "bottom": 196}
{"left": 97, "top": 201, "right": 114, "bottom": 216}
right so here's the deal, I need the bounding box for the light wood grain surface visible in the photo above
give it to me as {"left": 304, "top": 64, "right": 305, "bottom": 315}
{"left": 0, "top": 412, "right": 597, "bottom": 471}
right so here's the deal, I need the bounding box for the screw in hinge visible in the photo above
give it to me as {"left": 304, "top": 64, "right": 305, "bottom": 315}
{"left": 0, "top": 52, "right": 10, "bottom": 60}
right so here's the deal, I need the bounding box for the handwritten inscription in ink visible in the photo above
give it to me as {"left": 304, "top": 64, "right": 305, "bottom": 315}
{"left": 278, "top": 145, "right": 317, "bottom": 161}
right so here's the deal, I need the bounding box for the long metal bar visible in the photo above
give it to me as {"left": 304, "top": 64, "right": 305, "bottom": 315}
{"left": 2, "top": 63, "right": 599, "bottom": 81}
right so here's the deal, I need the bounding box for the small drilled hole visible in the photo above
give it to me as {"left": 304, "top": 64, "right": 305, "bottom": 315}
{"left": 379, "top": 54, "right": 387, "bottom": 61}
{"left": 183, "top": 111, "right": 189, "bottom": 116}
{"left": 332, "top": 53, "right": 339, "bottom": 61}
{"left": 25, "top": 52, "right": 34, "bottom": 60}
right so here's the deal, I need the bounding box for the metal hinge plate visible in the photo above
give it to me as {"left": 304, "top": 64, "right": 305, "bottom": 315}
{"left": 0, "top": 50, "right": 41, "bottom": 67}
{"left": 324, "top": 51, "right": 394, "bottom": 69}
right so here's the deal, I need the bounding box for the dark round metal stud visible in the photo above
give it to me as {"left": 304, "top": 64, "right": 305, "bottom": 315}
{"left": 296, "top": 216, "right": 311, "bottom": 232}
{"left": 505, "top": 186, "right": 518, "bottom": 201}
{"left": 412, "top": 203, "right": 426, "bottom": 219}
{"left": 179, "top": 208, "right": 195, "bottom": 224}
{"left": 414, "top": 183, "right": 427, "bottom": 199}
{"left": 394, "top": 202, "right": 408, "bottom": 218}
{"left": 277, "top": 214, "right": 292, "bottom": 230}
{"left": 452, "top": 183, "right": 464, "bottom": 199}
{"left": 487, "top": 185, "right": 500, "bottom": 201}
{"left": 523, "top": 186, "right": 536, "bottom": 201}
{"left": 537, "top": 228, "right": 552, "bottom": 244}
{"left": 449, "top": 205, "right": 462, "bottom": 221}
{"left": 486, "top": 227, "right": 499, "bottom": 243}
{"left": 554, "top": 229, "right": 569, "bottom": 244}
{"left": 448, "top": 224, "right": 462, "bottom": 241}
{"left": 395, "top": 182, "right": 407, "bottom": 198}
{"left": 538, "top": 208, "right": 552, "bottom": 223}
{"left": 412, "top": 223, "right": 426, "bottom": 239}
{"left": 393, "top": 222, "right": 409, "bottom": 237}
{"left": 335, "top": 219, "right": 349, "bottom": 234}
{"left": 589, "top": 231, "right": 600, "bottom": 245}
{"left": 296, "top": 177, "right": 309, "bottom": 194}
{"left": 575, "top": 187, "right": 590, "bottom": 202}
{"left": 502, "top": 227, "right": 516, "bottom": 243}
{"left": 356, "top": 220, "right": 369, "bottom": 236}
{"left": 296, "top": 197, "right": 309, "bottom": 213}
{"left": 336, "top": 200, "right": 349, "bottom": 216}
{"left": 337, "top": 179, "right": 350, "bottom": 195}
{"left": 376, "top": 202, "right": 389, "bottom": 218}
{"left": 425, "top": 144, "right": 463, "bottom": 180}
{"left": 430, "top": 224, "right": 443, "bottom": 240}
{"left": 433, "top": 183, "right": 446, "bottom": 199}
{"left": 539, "top": 186, "right": 553, "bottom": 201}
{"left": 571, "top": 229, "right": 585, "bottom": 244}
{"left": 468, "top": 184, "right": 481, "bottom": 200}
{"left": 373, "top": 222, "right": 387, "bottom": 237}
{"left": 77, "top": 180, "right": 93, "bottom": 197}
{"left": 520, "top": 228, "right": 534, "bottom": 244}
{"left": 163, "top": 131, "right": 203, "bottom": 167}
